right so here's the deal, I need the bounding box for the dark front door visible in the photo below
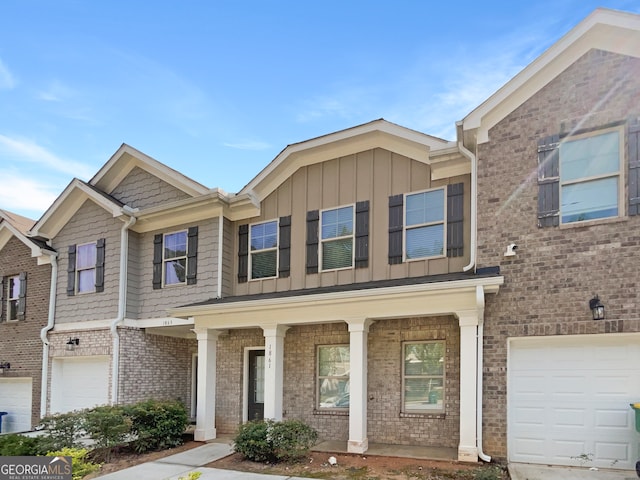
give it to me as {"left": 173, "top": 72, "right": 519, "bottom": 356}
{"left": 247, "top": 350, "right": 265, "bottom": 421}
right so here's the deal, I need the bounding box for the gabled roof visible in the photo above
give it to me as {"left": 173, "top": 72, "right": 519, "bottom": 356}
{"left": 461, "top": 8, "right": 640, "bottom": 144}
{"left": 0, "top": 210, "right": 55, "bottom": 264}
{"left": 239, "top": 119, "right": 458, "bottom": 202}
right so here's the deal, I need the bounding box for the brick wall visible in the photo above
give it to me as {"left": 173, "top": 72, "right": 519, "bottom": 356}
{"left": 476, "top": 49, "right": 640, "bottom": 460}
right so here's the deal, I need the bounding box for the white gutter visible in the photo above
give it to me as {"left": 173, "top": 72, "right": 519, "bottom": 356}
{"left": 475, "top": 286, "right": 491, "bottom": 462}
{"left": 110, "top": 211, "right": 137, "bottom": 404}
{"left": 39, "top": 251, "right": 58, "bottom": 419}
{"left": 217, "top": 215, "right": 223, "bottom": 298}
{"left": 458, "top": 141, "right": 477, "bottom": 272}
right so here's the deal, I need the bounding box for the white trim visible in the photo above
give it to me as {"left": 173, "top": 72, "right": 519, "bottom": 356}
{"left": 6, "top": 274, "right": 20, "bottom": 321}
{"left": 248, "top": 219, "right": 279, "bottom": 281}
{"left": 403, "top": 187, "right": 447, "bottom": 262}
{"left": 191, "top": 353, "right": 198, "bottom": 419}
{"left": 162, "top": 229, "right": 188, "bottom": 286}
{"left": 319, "top": 204, "right": 355, "bottom": 272}
{"left": 317, "top": 344, "right": 350, "bottom": 411}
{"left": 75, "top": 241, "right": 97, "bottom": 295}
{"left": 401, "top": 340, "right": 446, "bottom": 414}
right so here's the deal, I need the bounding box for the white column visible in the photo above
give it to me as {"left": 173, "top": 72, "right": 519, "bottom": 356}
{"left": 262, "top": 324, "right": 289, "bottom": 420}
{"left": 347, "top": 318, "right": 373, "bottom": 454}
{"left": 457, "top": 311, "right": 479, "bottom": 462}
{"left": 194, "top": 328, "right": 222, "bottom": 441}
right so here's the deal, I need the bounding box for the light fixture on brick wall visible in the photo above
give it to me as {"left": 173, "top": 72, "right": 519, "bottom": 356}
{"left": 66, "top": 338, "right": 80, "bottom": 351}
{"left": 0, "top": 362, "right": 10, "bottom": 374}
{"left": 589, "top": 295, "right": 605, "bottom": 320}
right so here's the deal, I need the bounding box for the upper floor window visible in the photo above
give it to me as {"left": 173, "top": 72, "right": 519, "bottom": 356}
{"left": 403, "top": 341, "right": 445, "bottom": 413}
{"left": 76, "top": 242, "right": 97, "bottom": 294}
{"left": 250, "top": 220, "right": 278, "bottom": 280}
{"left": 559, "top": 129, "right": 621, "bottom": 224}
{"left": 1, "top": 273, "right": 26, "bottom": 322}
{"left": 320, "top": 205, "right": 354, "bottom": 271}
{"left": 163, "top": 231, "right": 187, "bottom": 285}
{"left": 7, "top": 275, "right": 20, "bottom": 321}
{"left": 317, "top": 345, "right": 350, "bottom": 410}
{"left": 404, "top": 188, "right": 445, "bottom": 260}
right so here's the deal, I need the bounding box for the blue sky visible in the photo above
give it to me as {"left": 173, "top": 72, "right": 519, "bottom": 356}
{"left": 1, "top": 0, "right": 638, "bottom": 220}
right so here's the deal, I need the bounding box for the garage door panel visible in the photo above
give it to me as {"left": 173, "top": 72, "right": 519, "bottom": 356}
{"left": 50, "top": 356, "right": 109, "bottom": 414}
{"left": 595, "top": 442, "right": 630, "bottom": 464}
{"left": 595, "top": 408, "right": 630, "bottom": 429}
{"left": 553, "top": 408, "right": 586, "bottom": 426}
{"left": 0, "top": 378, "right": 32, "bottom": 433}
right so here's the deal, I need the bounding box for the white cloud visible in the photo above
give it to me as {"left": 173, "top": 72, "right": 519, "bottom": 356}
{"left": 0, "top": 135, "right": 94, "bottom": 179}
{"left": 0, "top": 171, "right": 59, "bottom": 217}
{"left": 36, "top": 80, "right": 77, "bottom": 102}
{"left": 223, "top": 140, "right": 271, "bottom": 151}
{"left": 0, "top": 58, "right": 16, "bottom": 89}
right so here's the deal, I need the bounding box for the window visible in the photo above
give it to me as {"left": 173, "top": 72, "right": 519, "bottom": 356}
{"left": 321, "top": 206, "right": 354, "bottom": 270}
{"left": 164, "top": 231, "right": 187, "bottom": 285}
{"left": 560, "top": 129, "right": 622, "bottom": 224}
{"left": 250, "top": 220, "right": 278, "bottom": 279}
{"left": 403, "top": 341, "right": 445, "bottom": 413}
{"left": 76, "top": 242, "right": 97, "bottom": 294}
{"left": 7, "top": 275, "right": 20, "bottom": 321}
{"left": 317, "top": 345, "right": 350, "bottom": 409}
{"left": 404, "top": 188, "right": 445, "bottom": 260}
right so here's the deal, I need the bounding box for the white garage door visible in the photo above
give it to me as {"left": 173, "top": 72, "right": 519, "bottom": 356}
{"left": 508, "top": 334, "right": 640, "bottom": 470}
{"left": 50, "top": 356, "right": 109, "bottom": 414}
{"left": 0, "top": 378, "right": 32, "bottom": 433}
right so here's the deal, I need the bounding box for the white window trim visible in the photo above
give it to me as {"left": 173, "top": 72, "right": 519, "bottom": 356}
{"left": 319, "top": 204, "right": 355, "bottom": 272}
{"left": 559, "top": 126, "right": 624, "bottom": 225}
{"left": 163, "top": 230, "right": 188, "bottom": 287}
{"left": 316, "top": 344, "right": 350, "bottom": 411}
{"left": 403, "top": 187, "right": 447, "bottom": 262}
{"left": 402, "top": 340, "right": 446, "bottom": 414}
{"left": 76, "top": 241, "right": 97, "bottom": 294}
{"left": 248, "top": 219, "right": 279, "bottom": 281}
{"left": 7, "top": 274, "right": 20, "bottom": 322}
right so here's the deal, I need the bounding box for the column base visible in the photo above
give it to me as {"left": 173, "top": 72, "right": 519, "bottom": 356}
{"left": 457, "top": 445, "right": 478, "bottom": 463}
{"left": 347, "top": 438, "right": 369, "bottom": 454}
{"left": 194, "top": 427, "right": 217, "bottom": 442}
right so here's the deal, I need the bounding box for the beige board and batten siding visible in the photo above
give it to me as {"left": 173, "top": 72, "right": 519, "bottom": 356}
{"left": 234, "top": 147, "right": 471, "bottom": 296}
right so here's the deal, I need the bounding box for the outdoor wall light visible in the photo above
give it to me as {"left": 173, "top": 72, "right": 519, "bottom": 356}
{"left": 66, "top": 338, "right": 80, "bottom": 351}
{"left": 0, "top": 362, "right": 10, "bottom": 374}
{"left": 589, "top": 295, "right": 605, "bottom": 320}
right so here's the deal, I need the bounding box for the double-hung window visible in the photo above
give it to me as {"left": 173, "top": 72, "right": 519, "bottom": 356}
{"left": 250, "top": 220, "right": 278, "bottom": 280}
{"left": 7, "top": 275, "right": 20, "bottom": 321}
{"left": 404, "top": 188, "right": 445, "bottom": 260}
{"left": 317, "top": 345, "right": 350, "bottom": 409}
{"left": 76, "top": 242, "right": 97, "bottom": 294}
{"left": 559, "top": 129, "right": 622, "bottom": 224}
{"left": 164, "top": 231, "right": 187, "bottom": 285}
{"left": 321, "top": 205, "right": 354, "bottom": 270}
{"left": 403, "top": 341, "right": 445, "bottom": 413}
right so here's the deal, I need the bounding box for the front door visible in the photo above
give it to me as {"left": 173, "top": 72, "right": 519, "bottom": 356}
{"left": 247, "top": 350, "right": 265, "bottom": 421}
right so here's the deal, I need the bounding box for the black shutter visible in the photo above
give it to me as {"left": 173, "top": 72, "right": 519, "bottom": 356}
{"left": 629, "top": 123, "right": 640, "bottom": 216}
{"left": 238, "top": 224, "right": 249, "bottom": 283}
{"left": 0, "top": 277, "right": 4, "bottom": 322}
{"left": 537, "top": 134, "right": 560, "bottom": 227}
{"left": 388, "top": 195, "right": 404, "bottom": 264}
{"left": 278, "top": 216, "right": 291, "bottom": 278}
{"left": 187, "top": 226, "right": 198, "bottom": 285}
{"left": 306, "top": 210, "right": 319, "bottom": 274}
{"left": 17, "top": 271, "right": 27, "bottom": 320}
{"left": 95, "top": 238, "right": 105, "bottom": 293}
{"left": 354, "top": 201, "right": 369, "bottom": 268}
{"left": 67, "top": 244, "right": 76, "bottom": 296}
{"left": 152, "top": 234, "right": 163, "bottom": 290}
{"left": 446, "top": 183, "right": 464, "bottom": 257}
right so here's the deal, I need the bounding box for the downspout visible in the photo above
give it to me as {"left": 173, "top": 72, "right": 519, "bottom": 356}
{"left": 110, "top": 210, "right": 136, "bottom": 404}
{"left": 217, "top": 215, "right": 223, "bottom": 298}
{"left": 459, "top": 141, "right": 477, "bottom": 273}
{"left": 476, "top": 286, "right": 491, "bottom": 462}
{"left": 40, "top": 251, "right": 58, "bottom": 419}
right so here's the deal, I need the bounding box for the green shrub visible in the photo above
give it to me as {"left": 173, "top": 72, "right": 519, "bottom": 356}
{"left": 82, "top": 405, "right": 132, "bottom": 461}
{"left": 0, "top": 433, "right": 48, "bottom": 456}
{"left": 233, "top": 419, "right": 318, "bottom": 463}
{"left": 124, "top": 399, "right": 188, "bottom": 453}
{"left": 47, "top": 447, "right": 101, "bottom": 480}
{"left": 39, "top": 411, "right": 84, "bottom": 451}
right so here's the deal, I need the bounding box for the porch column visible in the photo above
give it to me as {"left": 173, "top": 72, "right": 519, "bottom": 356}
{"left": 457, "top": 311, "right": 479, "bottom": 462}
{"left": 262, "top": 324, "right": 289, "bottom": 420}
{"left": 347, "top": 318, "right": 373, "bottom": 454}
{"left": 194, "top": 327, "right": 222, "bottom": 441}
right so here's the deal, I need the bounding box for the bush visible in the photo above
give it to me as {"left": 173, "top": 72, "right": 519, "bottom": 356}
{"left": 0, "top": 433, "right": 48, "bottom": 456}
{"left": 124, "top": 399, "right": 188, "bottom": 453}
{"left": 39, "top": 411, "right": 84, "bottom": 451}
{"left": 47, "top": 447, "right": 101, "bottom": 480}
{"left": 233, "top": 419, "right": 318, "bottom": 463}
{"left": 82, "top": 405, "right": 132, "bottom": 461}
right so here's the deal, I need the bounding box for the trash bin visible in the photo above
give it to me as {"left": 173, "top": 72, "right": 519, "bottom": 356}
{"left": 631, "top": 403, "right": 640, "bottom": 433}
{"left": 0, "top": 412, "right": 7, "bottom": 433}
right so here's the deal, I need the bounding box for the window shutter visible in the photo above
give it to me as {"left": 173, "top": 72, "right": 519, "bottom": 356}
{"left": 95, "top": 238, "right": 106, "bottom": 293}
{"left": 537, "top": 134, "right": 560, "bottom": 227}
{"left": 355, "top": 201, "right": 369, "bottom": 268}
{"left": 0, "top": 277, "right": 4, "bottom": 322}
{"left": 238, "top": 224, "right": 249, "bottom": 283}
{"left": 187, "top": 226, "right": 198, "bottom": 285}
{"left": 306, "top": 210, "right": 319, "bottom": 274}
{"left": 67, "top": 244, "right": 76, "bottom": 296}
{"left": 17, "top": 271, "right": 27, "bottom": 320}
{"left": 152, "top": 234, "right": 163, "bottom": 290}
{"left": 278, "top": 216, "right": 291, "bottom": 278}
{"left": 628, "top": 123, "right": 640, "bottom": 216}
{"left": 446, "top": 183, "right": 464, "bottom": 257}
{"left": 388, "top": 195, "right": 403, "bottom": 264}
